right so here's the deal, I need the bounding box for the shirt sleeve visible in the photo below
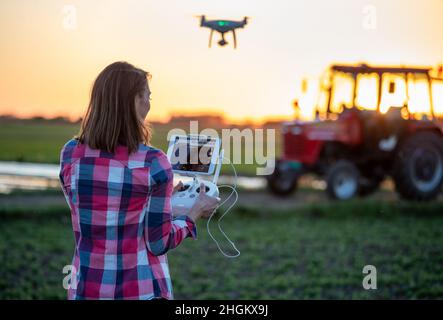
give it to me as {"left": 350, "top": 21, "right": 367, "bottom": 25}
{"left": 59, "top": 139, "right": 77, "bottom": 193}
{"left": 144, "top": 150, "right": 197, "bottom": 256}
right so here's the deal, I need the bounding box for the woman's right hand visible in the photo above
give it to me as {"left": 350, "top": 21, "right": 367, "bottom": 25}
{"left": 187, "top": 183, "right": 221, "bottom": 222}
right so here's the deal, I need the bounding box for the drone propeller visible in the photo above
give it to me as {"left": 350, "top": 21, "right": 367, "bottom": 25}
{"left": 194, "top": 14, "right": 206, "bottom": 26}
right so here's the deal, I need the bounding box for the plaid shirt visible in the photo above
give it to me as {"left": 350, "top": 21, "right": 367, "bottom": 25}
{"left": 59, "top": 139, "right": 197, "bottom": 300}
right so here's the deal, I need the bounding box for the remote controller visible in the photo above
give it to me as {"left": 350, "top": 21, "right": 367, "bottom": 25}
{"left": 171, "top": 179, "right": 220, "bottom": 211}
{"left": 167, "top": 135, "right": 239, "bottom": 258}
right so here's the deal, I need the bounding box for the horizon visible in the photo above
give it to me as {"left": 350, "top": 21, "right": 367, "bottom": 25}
{"left": 0, "top": 111, "right": 289, "bottom": 126}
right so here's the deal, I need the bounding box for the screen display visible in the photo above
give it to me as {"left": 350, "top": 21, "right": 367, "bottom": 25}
{"left": 169, "top": 136, "right": 216, "bottom": 173}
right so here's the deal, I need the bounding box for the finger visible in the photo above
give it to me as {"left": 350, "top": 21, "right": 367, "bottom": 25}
{"left": 202, "top": 210, "right": 215, "bottom": 218}
{"left": 199, "top": 182, "right": 206, "bottom": 194}
{"left": 173, "top": 183, "right": 181, "bottom": 193}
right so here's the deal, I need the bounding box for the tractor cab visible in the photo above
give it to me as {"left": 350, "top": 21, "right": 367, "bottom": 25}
{"left": 269, "top": 63, "right": 443, "bottom": 201}
{"left": 308, "top": 64, "right": 441, "bottom": 120}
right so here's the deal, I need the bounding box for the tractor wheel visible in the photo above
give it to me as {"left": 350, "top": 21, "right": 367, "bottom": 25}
{"left": 326, "top": 160, "right": 360, "bottom": 200}
{"left": 393, "top": 131, "right": 443, "bottom": 201}
{"left": 266, "top": 161, "right": 299, "bottom": 196}
{"left": 358, "top": 175, "right": 384, "bottom": 197}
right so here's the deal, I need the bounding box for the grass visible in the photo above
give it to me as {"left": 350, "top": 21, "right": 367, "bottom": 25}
{"left": 0, "top": 123, "right": 79, "bottom": 163}
{"left": 0, "top": 122, "right": 171, "bottom": 164}
{"left": 0, "top": 121, "right": 278, "bottom": 176}
{"left": 1, "top": 199, "right": 442, "bottom": 299}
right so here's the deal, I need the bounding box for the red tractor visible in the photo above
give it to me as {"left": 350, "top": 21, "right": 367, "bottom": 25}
{"left": 267, "top": 63, "right": 443, "bottom": 200}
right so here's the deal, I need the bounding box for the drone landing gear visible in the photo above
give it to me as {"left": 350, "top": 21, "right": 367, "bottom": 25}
{"left": 209, "top": 29, "right": 213, "bottom": 48}
{"left": 232, "top": 30, "right": 237, "bottom": 49}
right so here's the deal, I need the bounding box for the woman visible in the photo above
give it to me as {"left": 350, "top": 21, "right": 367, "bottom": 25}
{"left": 59, "top": 61, "right": 220, "bottom": 300}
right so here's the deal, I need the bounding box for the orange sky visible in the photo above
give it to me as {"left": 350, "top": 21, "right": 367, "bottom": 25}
{"left": 0, "top": 0, "right": 442, "bottom": 123}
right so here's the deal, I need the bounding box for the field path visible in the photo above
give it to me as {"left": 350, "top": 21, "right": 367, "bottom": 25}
{"left": 0, "top": 189, "right": 417, "bottom": 211}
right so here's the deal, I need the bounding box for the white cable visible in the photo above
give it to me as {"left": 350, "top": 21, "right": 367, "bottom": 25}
{"left": 224, "top": 156, "right": 238, "bottom": 190}
{"left": 207, "top": 186, "right": 240, "bottom": 258}
{"left": 206, "top": 156, "right": 240, "bottom": 258}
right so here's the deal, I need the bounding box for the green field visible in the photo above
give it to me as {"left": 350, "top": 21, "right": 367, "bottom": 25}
{"left": 1, "top": 120, "right": 442, "bottom": 299}
{"left": 0, "top": 122, "right": 170, "bottom": 164}
{"left": 1, "top": 198, "right": 442, "bottom": 299}
{"left": 0, "top": 121, "right": 278, "bottom": 176}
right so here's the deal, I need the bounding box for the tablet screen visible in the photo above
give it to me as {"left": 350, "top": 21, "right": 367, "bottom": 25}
{"left": 167, "top": 135, "right": 219, "bottom": 175}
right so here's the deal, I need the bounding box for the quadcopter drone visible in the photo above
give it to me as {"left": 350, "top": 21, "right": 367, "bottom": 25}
{"left": 197, "top": 15, "right": 249, "bottom": 49}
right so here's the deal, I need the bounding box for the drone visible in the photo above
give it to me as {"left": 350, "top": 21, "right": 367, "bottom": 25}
{"left": 197, "top": 15, "right": 249, "bottom": 49}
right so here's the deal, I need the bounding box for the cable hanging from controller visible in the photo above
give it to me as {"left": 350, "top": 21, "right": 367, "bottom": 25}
{"left": 206, "top": 156, "right": 240, "bottom": 258}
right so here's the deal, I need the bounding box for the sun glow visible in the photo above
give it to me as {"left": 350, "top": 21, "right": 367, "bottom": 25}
{"left": 1, "top": 0, "right": 443, "bottom": 123}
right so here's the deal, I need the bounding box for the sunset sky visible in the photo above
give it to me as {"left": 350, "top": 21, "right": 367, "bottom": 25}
{"left": 1, "top": 0, "right": 443, "bottom": 123}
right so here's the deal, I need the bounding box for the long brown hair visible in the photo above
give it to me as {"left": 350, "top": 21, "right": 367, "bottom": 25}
{"left": 78, "top": 61, "right": 151, "bottom": 153}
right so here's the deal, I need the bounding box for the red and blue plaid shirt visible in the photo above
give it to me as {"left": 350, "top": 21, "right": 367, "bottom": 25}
{"left": 59, "top": 139, "right": 197, "bottom": 300}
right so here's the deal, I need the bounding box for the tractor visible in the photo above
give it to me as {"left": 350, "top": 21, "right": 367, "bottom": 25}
{"left": 267, "top": 63, "right": 443, "bottom": 200}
